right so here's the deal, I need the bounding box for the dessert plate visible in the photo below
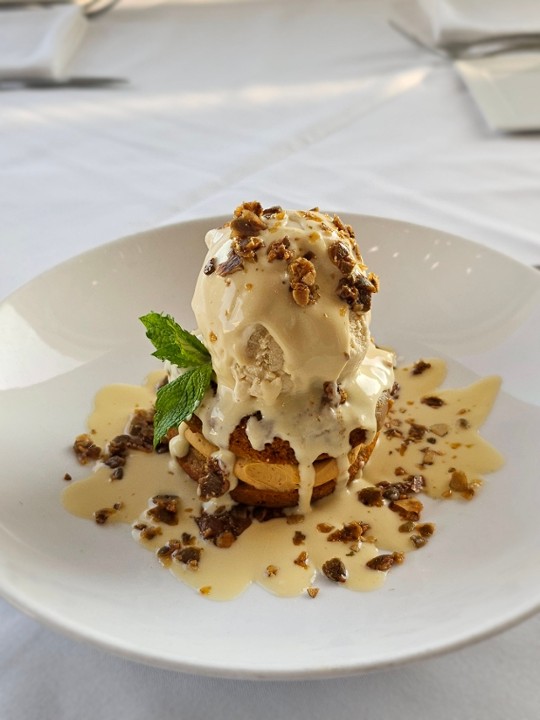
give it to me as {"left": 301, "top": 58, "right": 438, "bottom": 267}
{"left": 0, "top": 215, "right": 539, "bottom": 679}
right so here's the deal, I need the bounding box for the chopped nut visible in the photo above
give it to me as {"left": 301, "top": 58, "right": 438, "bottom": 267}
{"left": 265, "top": 565, "right": 278, "bottom": 577}
{"left": 322, "top": 381, "right": 347, "bottom": 407}
{"left": 294, "top": 551, "right": 309, "bottom": 569}
{"left": 411, "top": 360, "right": 431, "bottom": 375}
{"left": 216, "top": 251, "right": 244, "bottom": 277}
{"left": 73, "top": 434, "right": 102, "bottom": 465}
{"left": 232, "top": 235, "right": 264, "bottom": 262}
{"left": 267, "top": 236, "right": 294, "bottom": 262}
{"left": 357, "top": 486, "right": 384, "bottom": 507}
{"left": 449, "top": 470, "right": 469, "bottom": 492}
{"left": 399, "top": 521, "right": 416, "bottom": 533}
{"left": 203, "top": 258, "right": 216, "bottom": 275}
{"left": 458, "top": 418, "right": 471, "bottom": 429}
{"left": 430, "top": 423, "right": 449, "bottom": 437}
{"left": 366, "top": 554, "right": 397, "bottom": 572}
{"left": 93, "top": 507, "right": 115, "bottom": 525}
{"left": 416, "top": 523, "right": 436, "bottom": 537}
{"left": 147, "top": 495, "right": 180, "bottom": 525}
{"left": 411, "top": 534, "right": 427, "bottom": 549}
{"left": 322, "top": 557, "right": 347, "bottom": 583}
{"left": 327, "top": 521, "right": 369, "bottom": 543}
{"left": 174, "top": 546, "right": 202, "bottom": 568}
{"left": 286, "top": 514, "right": 305, "bottom": 525}
{"left": 230, "top": 206, "right": 267, "bottom": 238}
{"left": 110, "top": 467, "right": 124, "bottom": 480}
{"left": 198, "top": 457, "right": 230, "bottom": 501}
{"left": 288, "top": 257, "right": 320, "bottom": 306}
{"left": 408, "top": 422, "right": 427, "bottom": 441}
{"left": 199, "top": 586, "right": 212, "bottom": 595}
{"left": 328, "top": 240, "right": 356, "bottom": 275}
{"left": 336, "top": 272, "right": 377, "bottom": 313}
{"left": 195, "top": 506, "right": 252, "bottom": 547}
{"left": 389, "top": 498, "right": 424, "bottom": 521}
{"left": 262, "top": 205, "right": 283, "bottom": 217}
{"left": 293, "top": 531, "right": 306, "bottom": 546}
{"left": 421, "top": 395, "right": 446, "bottom": 408}
{"left": 63, "top": 473, "right": 72, "bottom": 481}
{"left": 316, "top": 522, "right": 335, "bottom": 533}
{"left": 306, "top": 587, "right": 320, "bottom": 598}
{"left": 140, "top": 525, "right": 162, "bottom": 541}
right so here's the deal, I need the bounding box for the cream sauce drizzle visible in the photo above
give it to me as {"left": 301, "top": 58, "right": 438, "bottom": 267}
{"left": 63, "top": 360, "right": 503, "bottom": 601}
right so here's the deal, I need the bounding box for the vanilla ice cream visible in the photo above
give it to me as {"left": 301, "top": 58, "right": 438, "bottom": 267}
{"left": 177, "top": 203, "right": 395, "bottom": 511}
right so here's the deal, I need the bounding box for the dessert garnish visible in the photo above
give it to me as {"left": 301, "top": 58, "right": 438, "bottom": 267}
{"left": 140, "top": 312, "right": 213, "bottom": 447}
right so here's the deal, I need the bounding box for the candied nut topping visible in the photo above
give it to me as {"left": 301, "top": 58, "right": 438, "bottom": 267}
{"left": 230, "top": 203, "right": 267, "bottom": 239}
{"left": 357, "top": 486, "right": 384, "bottom": 507}
{"left": 322, "top": 381, "right": 348, "bottom": 407}
{"left": 147, "top": 494, "right": 180, "bottom": 525}
{"left": 140, "top": 525, "right": 162, "bottom": 541}
{"left": 430, "top": 423, "right": 449, "bottom": 437}
{"left": 389, "top": 498, "right": 424, "bottom": 521}
{"left": 421, "top": 395, "right": 446, "bottom": 408}
{"left": 316, "top": 522, "right": 334, "bottom": 533}
{"left": 327, "top": 521, "right": 369, "bottom": 543}
{"left": 294, "top": 551, "right": 309, "bottom": 569}
{"left": 336, "top": 272, "right": 378, "bottom": 313}
{"left": 376, "top": 475, "right": 425, "bottom": 501}
{"left": 322, "top": 557, "right": 347, "bottom": 583}
{"left": 195, "top": 506, "right": 252, "bottom": 547}
{"left": 332, "top": 214, "right": 355, "bottom": 240}
{"left": 93, "top": 507, "right": 116, "bottom": 525}
{"left": 416, "top": 522, "right": 435, "bottom": 537}
{"left": 366, "top": 553, "right": 403, "bottom": 572}
{"left": 174, "top": 546, "right": 202, "bottom": 568}
{"left": 288, "top": 256, "right": 319, "bottom": 307}
{"left": 411, "top": 360, "right": 431, "bottom": 376}
{"left": 232, "top": 235, "right": 265, "bottom": 262}
{"left": 449, "top": 470, "right": 469, "bottom": 492}
{"left": 267, "top": 236, "right": 294, "bottom": 262}
{"left": 328, "top": 240, "right": 356, "bottom": 275}
{"left": 73, "top": 434, "right": 102, "bottom": 465}
{"left": 198, "top": 457, "right": 230, "bottom": 501}
{"left": 216, "top": 251, "right": 244, "bottom": 277}
{"left": 262, "top": 205, "right": 283, "bottom": 217}
{"left": 203, "top": 258, "right": 216, "bottom": 275}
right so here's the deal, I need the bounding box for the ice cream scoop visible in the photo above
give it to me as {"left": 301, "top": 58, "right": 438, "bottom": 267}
{"left": 180, "top": 203, "right": 395, "bottom": 511}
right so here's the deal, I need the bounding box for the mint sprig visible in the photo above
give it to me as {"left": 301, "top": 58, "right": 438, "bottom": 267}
{"left": 140, "top": 312, "right": 213, "bottom": 447}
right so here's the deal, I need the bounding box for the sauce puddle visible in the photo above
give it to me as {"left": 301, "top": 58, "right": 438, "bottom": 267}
{"left": 63, "top": 359, "right": 503, "bottom": 601}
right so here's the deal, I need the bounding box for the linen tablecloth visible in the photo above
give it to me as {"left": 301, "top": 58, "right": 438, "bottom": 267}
{"left": 1, "top": 1, "right": 539, "bottom": 718}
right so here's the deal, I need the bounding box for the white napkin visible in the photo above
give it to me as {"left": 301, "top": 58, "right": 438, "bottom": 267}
{"left": 0, "top": 5, "right": 88, "bottom": 81}
{"left": 390, "top": 0, "right": 540, "bottom": 49}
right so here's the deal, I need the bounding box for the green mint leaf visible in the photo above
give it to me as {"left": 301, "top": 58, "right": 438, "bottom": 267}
{"left": 140, "top": 312, "right": 210, "bottom": 368}
{"left": 153, "top": 364, "right": 213, "bottom": 447}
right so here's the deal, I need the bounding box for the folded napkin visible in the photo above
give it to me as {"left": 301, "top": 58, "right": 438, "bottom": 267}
{"left": 0, "top": 5, "right": 88, "bottom": 81}
{"left": 390, "top": 0, "right": 540, "bottom": 50}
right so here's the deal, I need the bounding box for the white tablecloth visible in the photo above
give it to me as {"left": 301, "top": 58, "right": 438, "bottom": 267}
{"left": 1, "top": 1, "right": 540, "bottom": 718}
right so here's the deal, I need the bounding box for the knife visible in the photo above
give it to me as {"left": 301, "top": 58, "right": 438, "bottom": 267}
{"left": 0, "top": 76, "right": 127, "bottom": 89}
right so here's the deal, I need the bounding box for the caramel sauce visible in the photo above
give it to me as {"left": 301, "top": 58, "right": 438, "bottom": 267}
{"left": 63, "top": 360, "right": 503, "bottom": 601}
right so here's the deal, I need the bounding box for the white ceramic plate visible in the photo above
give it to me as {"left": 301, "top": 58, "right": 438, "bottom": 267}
{"left": 1, "top": 215, "right": 539, "bottom": 679}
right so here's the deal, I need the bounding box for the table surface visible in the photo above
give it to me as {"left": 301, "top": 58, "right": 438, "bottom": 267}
{"left": 1, "top": 1, "right": 539, "bottom": 718}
